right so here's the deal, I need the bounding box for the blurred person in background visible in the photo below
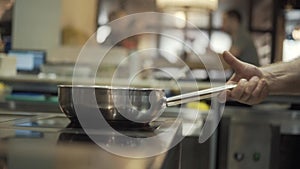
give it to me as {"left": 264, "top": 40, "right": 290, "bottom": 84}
{"left": 222, "top": 9, "right": 260, "bottom": 66}
{"left": 107, "top": 10, "right": 139, "bottom": 50}
{"left": 0, "top": 0, "right": 13, "bottom": 19}
{"left": 0, "top": 0, "right": 14, "bottom": 52}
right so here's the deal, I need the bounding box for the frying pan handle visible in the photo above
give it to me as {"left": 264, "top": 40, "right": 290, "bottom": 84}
{"left": 165, "top": 84, "right": 237, "bottom": 107}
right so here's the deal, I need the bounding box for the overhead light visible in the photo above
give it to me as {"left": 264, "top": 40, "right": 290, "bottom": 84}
{"left": 96, "top": 25, "right": 111, "bottom": 44}
{"left": 292, "top": 27, "right": 300, "bottom": 40}
{"left": 156, "top": 0, "right": 218, "bottom": 10}
{"left": 173, "top": 11, "right": 186, "bottom": 28}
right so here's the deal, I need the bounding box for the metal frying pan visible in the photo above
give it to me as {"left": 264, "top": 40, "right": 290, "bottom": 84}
{"left": 58, "top": 84, "right": 236, "bottom": 123}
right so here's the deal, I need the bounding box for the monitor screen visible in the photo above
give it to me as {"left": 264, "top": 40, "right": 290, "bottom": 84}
{"left": 8, "top": 50, "right": 46, "bottom": 73}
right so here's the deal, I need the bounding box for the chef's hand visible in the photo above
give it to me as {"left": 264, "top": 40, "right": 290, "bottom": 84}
{"left": 222, "top": 51, "right": 269, "bottom": 105}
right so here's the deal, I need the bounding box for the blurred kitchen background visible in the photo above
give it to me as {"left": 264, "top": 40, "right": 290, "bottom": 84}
{"left": 0, "top": 0, "right": 298, "bottom": 104}
{"left": 0, "top": 0, "right": 300, "bottom": 169}
{"left": 1, "top": 0, "right": 299, "bottom": 75}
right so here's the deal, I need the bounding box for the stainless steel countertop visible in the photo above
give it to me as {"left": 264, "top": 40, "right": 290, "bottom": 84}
{"left": 223, "top": 106, "right": 300, "bottom": 135}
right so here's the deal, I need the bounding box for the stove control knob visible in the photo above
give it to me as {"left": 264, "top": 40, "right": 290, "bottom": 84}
{"left": 234, "top": 152, "right": 244, "bottom": 162}
{"left": 252, "top": 152, "right": 261, "bottom": 162}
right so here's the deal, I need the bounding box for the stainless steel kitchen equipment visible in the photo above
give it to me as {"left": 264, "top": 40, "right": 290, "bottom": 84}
{"left": 58, "top": 84, "right": 236, "bottom": 123}
{"left": 217, "top": 105, "right": 300, "bottom": 169}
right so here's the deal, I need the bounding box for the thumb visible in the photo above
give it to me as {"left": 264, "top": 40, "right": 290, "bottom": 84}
{"left": 222, "top": 51, "right": 246, "bottom": 73}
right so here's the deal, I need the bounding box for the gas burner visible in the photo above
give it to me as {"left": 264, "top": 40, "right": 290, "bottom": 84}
{"left": 58, "top": 132, "right": 93, "bottom": 143}
{"left": 107, "top": 121, "right": 159, "bottom": 132}
{"left": 66, "top": 120, "right": 160, "bottom": 132}
{"left": 58, "top": 120, "right": 164, "bottom": 143}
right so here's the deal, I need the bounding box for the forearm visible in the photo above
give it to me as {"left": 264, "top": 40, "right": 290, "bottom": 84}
{"left": 261, "top": 58, "right": 300, "bottom": 95}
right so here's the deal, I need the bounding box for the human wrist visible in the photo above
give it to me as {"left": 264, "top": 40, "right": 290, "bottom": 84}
{"left": 260, "top": 67, "right": 277, "bottom": 94}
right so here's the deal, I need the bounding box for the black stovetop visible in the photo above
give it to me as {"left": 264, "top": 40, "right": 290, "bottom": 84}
{"left": 0, "top": 111, "right": 182, "bottom": 169}
{"left": 0, "top": 111, "right": 180, "bottom": 141}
